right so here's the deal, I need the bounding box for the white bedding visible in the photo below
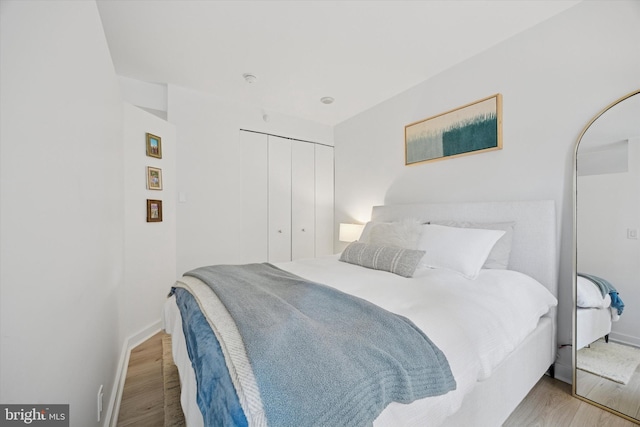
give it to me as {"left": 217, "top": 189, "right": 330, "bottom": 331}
{"left": 576, "top": 306, "right": 613, "bottom": 350}
{"left": 575, "top": 275, "right": 618, "bottom": 350}
{"left": 577, "top": 275, "right": 611, "bottom": 309}
{"left": 165, "top": 254, "right": 557, "bottom": 427}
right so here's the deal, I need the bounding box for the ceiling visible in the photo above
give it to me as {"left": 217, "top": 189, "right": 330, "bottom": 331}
{"left": 97, "top": 0, "right": 581, "bottom": 126}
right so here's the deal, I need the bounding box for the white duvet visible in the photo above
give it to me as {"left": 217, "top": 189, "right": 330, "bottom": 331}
{"left": 166, "top": 255, "right": 557, "bottom": 427}
{"left": 576, "top": 276, "right": 619, "bottom": 323}
{"left": 577, "top": 275, "right": 611, "bottom": 309}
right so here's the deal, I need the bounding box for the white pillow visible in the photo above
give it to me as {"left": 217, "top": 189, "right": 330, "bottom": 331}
{"left": 417, "top": 224, "right": 505, "bottom": 279}
{"left": 358, "top": 221, "right": 375, "bottom": 243}
{"left": 359, "top": 219, "right": 423, "bottom": 249}
{"left": 431, "top": 221, "right": 515, "bottom": 269}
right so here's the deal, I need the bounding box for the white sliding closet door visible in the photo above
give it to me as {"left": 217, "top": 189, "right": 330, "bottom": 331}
{"left": 291, "top": 141, "right": 315, "bottom": 259}
{"left": 239, "top": 131, "right": 268, "bottom": 263}
{"left": 315, "top": 144, "right": 334, "bottom": 257}
{"left": 268, "top": 136, "right": 292, "bottom": 262}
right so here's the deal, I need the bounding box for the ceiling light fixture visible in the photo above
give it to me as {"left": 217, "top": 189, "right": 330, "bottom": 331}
{"left": 243, "top": 73, "right": 257, "bottom": 83}
{"left": 320, "top": 96, "right": 335, "bottom": 105}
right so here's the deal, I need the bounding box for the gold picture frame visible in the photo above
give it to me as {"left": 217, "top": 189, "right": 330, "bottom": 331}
{"left": 405, "top": 94, "right": 502, "bottom": 165}
{"left": 146, "top": 199, "right": 163, "bottom": 222}
{"left": 146, "top": 133, "right": 162, "bottom": 159}
{"left": 146, "top": 166, "right": 162, "bottom": 190}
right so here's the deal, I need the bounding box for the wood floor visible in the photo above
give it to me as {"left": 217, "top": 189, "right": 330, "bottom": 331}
{"left": 117, "top": 332, "right": 164, "bottom": 426}
{"left": 504, "top": 375, "right": 638, "bottom": 426}
{"left": 575, "top": 359, "right": 640, "bottom": 421}
{"left": 117, "top": 332, "right": 639, "bottom": 426}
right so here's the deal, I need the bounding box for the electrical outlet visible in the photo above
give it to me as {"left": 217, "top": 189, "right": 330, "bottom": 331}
{"left": 627, "top": 228, "right": 638, "bottom": 239}
{"left": 97, "top": 384, "right": 104, "bottom": 422}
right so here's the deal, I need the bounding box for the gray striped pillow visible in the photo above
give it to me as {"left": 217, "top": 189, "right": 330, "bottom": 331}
{"left": 339, "top": 242, "right": 425, "bottom": 278}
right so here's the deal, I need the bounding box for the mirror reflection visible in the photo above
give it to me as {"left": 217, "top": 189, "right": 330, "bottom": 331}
{"left": 575, "top": 90, "right": 640, "bottom": 422}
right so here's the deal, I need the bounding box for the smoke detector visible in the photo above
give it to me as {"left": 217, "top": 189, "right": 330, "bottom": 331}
{"left": 320, "top": 96, "right": 335, "bottom": 105}
{"left": 243, "top": 73, "right": 257, "bottom": 83}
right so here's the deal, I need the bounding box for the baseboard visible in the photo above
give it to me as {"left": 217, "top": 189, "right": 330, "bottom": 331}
{"left": 104, "top": 320, "right": 163, "bottom": 427}
{"left": 104, "top": 339, "right": 131, "bottom": 427}
{"left": 610, "top": 331, "right": 640, "bottom": 348}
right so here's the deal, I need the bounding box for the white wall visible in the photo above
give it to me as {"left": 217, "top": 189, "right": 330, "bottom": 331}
{"left": 122, "top": 103, "right": 177, "bottom": 343}
{"left": 577, "top": 138, "right": 640, "bottom": 346}
{"left": 333, "top": 0, "right": 640, "bottom": 380}
{"left": 0, "top": 1, "right": 124, "bottom": 425}
{"left": 168, "top": 85, "right": 333, "bottom": 275}
{"left": 119, "top": 76, "right": 168, "bottom": 120}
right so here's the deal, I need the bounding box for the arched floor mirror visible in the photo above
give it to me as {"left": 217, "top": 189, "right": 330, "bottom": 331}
{"left": 573, "top": 89, "right": 640, "bottom": 424}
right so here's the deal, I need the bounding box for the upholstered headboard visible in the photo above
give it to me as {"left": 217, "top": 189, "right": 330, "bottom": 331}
{"left": 370, "top": 200, "right": 558, "bottom": 298}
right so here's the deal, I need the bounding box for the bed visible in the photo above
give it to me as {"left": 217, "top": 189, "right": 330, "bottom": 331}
{"left": 576, "top": 273, "right": 624, "bottom": 350}
{"left": 162, "top": 200, "right": 558, "bottom": 427}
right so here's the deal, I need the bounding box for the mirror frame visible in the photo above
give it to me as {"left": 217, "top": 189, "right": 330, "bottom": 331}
{"left": 572, "top": 88, "right": 640, "bottom": 424}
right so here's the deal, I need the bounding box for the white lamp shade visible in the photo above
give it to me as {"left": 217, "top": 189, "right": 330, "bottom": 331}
{"left": 339, "top": 223, "right": 364, "bottom": 242}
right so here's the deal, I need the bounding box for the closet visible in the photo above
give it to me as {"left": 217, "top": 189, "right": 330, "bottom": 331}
{"left": 239, "top": 130, "right": 334, "bottom": 263}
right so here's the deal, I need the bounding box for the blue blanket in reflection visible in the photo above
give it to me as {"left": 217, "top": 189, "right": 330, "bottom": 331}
{"left": 578, "top": 272, "right": 625, "bottom": 315}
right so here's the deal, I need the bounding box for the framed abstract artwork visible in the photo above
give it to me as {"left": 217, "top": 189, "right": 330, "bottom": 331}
{"left": 405, "top": 94, "right": 502, "bottom": 165}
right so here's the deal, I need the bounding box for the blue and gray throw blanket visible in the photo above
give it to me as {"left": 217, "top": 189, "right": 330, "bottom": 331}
{"left": 174, "top": 287, "right": 249, "bottom": 426}
{"left": 578, "top": 272, "right": 625, "bottom": 315}
{"left": 175, "top": 263, "right": 456, "bottom": 427}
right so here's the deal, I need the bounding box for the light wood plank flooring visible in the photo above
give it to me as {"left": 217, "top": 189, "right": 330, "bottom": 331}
{"left": 118, "top": 332, "right": 639, "bottom": 426}
{"left": 575, "top": 360, "right": 640, "bottom": 421}
{"left": 117, "top": 332, "right": 165, "bottom": 426}
{"left": 504, "top": 375, "right": 638, "bottom": 426}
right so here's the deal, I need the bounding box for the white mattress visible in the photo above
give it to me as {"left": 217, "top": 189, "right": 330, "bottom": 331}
{"left": 164, "top": 255, "right": 557, "bottom": 427}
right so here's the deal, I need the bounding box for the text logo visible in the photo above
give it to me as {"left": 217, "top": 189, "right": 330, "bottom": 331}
{"left": 0, "top": 405, "right": 68, "bottom": 426}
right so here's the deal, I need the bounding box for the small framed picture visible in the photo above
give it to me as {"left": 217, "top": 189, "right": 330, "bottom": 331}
{"left": 146, "top": 133, "right": 162, "bottom": 159}
{"left": 146, "top": 166, "right": 163, "bottom": 190}
{"left": 146, "top": 199, "right": 163, "bottom": 222}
